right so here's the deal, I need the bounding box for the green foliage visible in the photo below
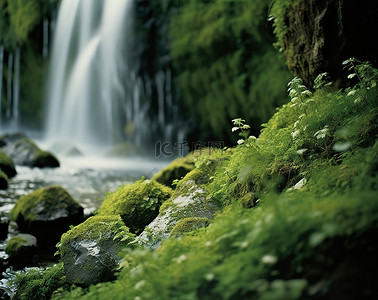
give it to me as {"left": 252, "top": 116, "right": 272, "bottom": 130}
{"left": 152, "top": 156, "right": 195, "bottom": 188}
{"left": 57, "top": 215, "right": 135, "bottom": 256}
{"left": 170, "top": 0, "right": 291, "bottom": 141}
{"left": 97, "top": 179, "right": 173, "bottom": 234}
{"left": 4, "top": 236, "right": 27, "bottom": 256}
{"left": 9, "top": 185, "right": 79, "bottom": 225}
{"left": 170, "top": 217, "right": 211, "bottom": 235}
{"left": 10, "top": 263, "right": 67, "bottom": 300}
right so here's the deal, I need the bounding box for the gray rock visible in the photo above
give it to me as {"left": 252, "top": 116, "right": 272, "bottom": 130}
{"left": 0, "top": 216, "right": 9, "bottom": 240}
{"left": 5, "top": 233, "right": 38, "bottom": 267}
{"left": 0, "top": 133, "right": 59, "bottom": 168}
{"left": 59, "top": 216, "right": 134, "bottom": 286}
{"left": 136, "top": 180, "right": 220, "bottom": 250}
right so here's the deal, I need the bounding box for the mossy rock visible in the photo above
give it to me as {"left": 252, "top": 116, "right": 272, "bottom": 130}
{"left": 10, "top": 185, "right": 83, "bottom": 245}
{"left": 1, "top": 135, "right": 59, "bottom": 168}
{"left": 59, "top": 215, "right": 134, "bottom": 286}
{"left": 98, "top": 179, "right": 172, "bottom": 234}
{"left": 137, "top": 179, "right": 220, "bottom": 249}
{"left": 0, "top": 170, "right": 8, "bottom": 190}
{"left": 152, "top": 157, "right": 195, "bottom": 188}
{"left": 0, "top": 216, "right": 9, "bottom": 240}
{"left": 5, "top": 234, "right": 37, "bottom": 267}
{"left": 170, "top": 217, "right": 211, "bottom": 235}
{"left": 0, "top": 150, "right": 17, "bottom": 178}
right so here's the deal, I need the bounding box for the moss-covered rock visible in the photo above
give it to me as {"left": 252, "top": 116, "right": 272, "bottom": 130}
{"left": 0, "top": 134, "right": 59, "bottom": 168}
{"left": 0, "top": 216, "right": 9, "bottom": 240}
{"left": 152, "top": 157, "right": 195, "bottom": 188}
{"left": 137, "top": 177, "right": 220, "bottom": 250}
{"left": 58, "top": 215, "right": 134, "bottom": 286}
{"left": 0, "top": 150, "right": 17, "bottom": 178}
{"left": 0, "top": 170, "right": 8, "bottom": 190}
{"left": 9, "top": 185, "right": 83, "bottom": 245}
{"left": 5, "top": 234, "right": 37, "bottom": 267}
{"left": 98, "top": 179, "right": 172, "bottom": 234}
{"left": 170, "top": 217, "right": 211, "bottom": 235}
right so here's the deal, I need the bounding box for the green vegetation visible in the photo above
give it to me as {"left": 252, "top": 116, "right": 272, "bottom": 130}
{"left": 170, "top": 0, "right": 291, "bottom": 141}
{"left": 4, "top": 235, "right": 28, "bottom": 257}
{"left": 10, "top": 185, "right": 80, "bottom": 226}
{"left": 152, "top": 156, "right": 195, "bottom": 188}
{"left": 0, "top": 150, "right": 16, "bottom": 177}
{"left": 10, "top": 263, "right": 67, "bottom": 300}
{"left": 58, "top": 215, "right": 134, "bottom": 253}
{"left": 53, "top": 62, "right": 378, "bottom": 299}
{"left": 170, "top": 217, "right": 211, "bottom": 235}
{"left": 97, "top": 179, "right": 173, "bottom": 234}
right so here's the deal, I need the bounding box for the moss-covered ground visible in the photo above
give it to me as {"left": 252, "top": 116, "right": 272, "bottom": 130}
{"left": 9, "top": 62, "right": 377, "bottom": 300}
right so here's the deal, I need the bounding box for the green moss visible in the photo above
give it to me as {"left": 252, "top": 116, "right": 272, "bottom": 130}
{"left": 152, "top": 157, "right": 195, "bottom": 189}
{"left": 98, "top": 179, "right": 173, "bottom": 234}
{"left": 10, "top": 262, "right": 67, "bottom": 300}
{"left": 170, "top": 217, "right": 210, "bottom": 235}
{"left": 0, "top": 150, "right": 16, "bottom": 177}
{"left": 4, "top": 236, "right": 28, "bottom": 256}
{"left": 58, "top": 215, "right": 134, "bottom": 257}
{"left": 9, "top": 185, "right": 79, "bottom": 225}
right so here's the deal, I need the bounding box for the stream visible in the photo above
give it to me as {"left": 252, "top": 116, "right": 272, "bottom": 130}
{"left": 0, "top": 154, "right": 168, "bottom": 295}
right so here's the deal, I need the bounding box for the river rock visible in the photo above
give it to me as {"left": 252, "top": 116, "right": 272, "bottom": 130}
{"left": 5, "top": 234, "right": 38, "bottom": 267}
{"left": 0, "top": 216, "right": 10, "bottom": 240}
{"left": 0, "top": 150, "right": 17, "bottom": 178}
{"left": 0, "top": 133, "right": 59, "bottom": 168}
{"left": 0, "top": 170, "right": 8, "bottom": 190}
{"left": 152, "top": 156, "right": 195, "bottom": 189}
{"left": 59, "top": 215, "right": 134, "bottom": 286}
{"left": 136, "top": 180, "right": 220, "bottom": 250}
{"left": 9, "top": 185, "right": 84, "bottom": 246}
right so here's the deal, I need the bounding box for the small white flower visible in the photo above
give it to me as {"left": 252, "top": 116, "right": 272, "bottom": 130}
{"left": 135, "top": 280, "right": 146, "bottom": 289}
{"left": 205, "top": 241, "right": 212, "bottom": 247}
{"left": 175, "top": 255, "right": 187, "bottom": 264}
{"left": 291, "top": 130, "right": 300, "bottom": 138}
{"left": 347, "top": 90, "right": 357, "bottom": 97}
{"left": 240, "top": 241, "right": 249, "bottom": 248}
{"left": 237, "top": 139, "right": 244, "bottom": 145}
{"left": 204, "top": 273, "right": 215, "bottom": 281}
{"left": 248, "top": 135, "right": 257, "bottom": 140}
{"left": 232, "top": 127, "right": 239, "bottom": 132}
{"left": 296, "top": 148, "right": 308, "bottom": 155}
{"left": 261, "top": 255, "right": 277, "bottom": 265}
{"left": 314, "top": 126, "right": 329, "bottom": 139}
{"left": 242, "top": 124, "right": 251, "bottom": 130}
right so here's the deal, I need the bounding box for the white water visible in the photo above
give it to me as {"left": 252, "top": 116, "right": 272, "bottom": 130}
{"left": 45, "top": 0, "right": 133, "bottom": 152}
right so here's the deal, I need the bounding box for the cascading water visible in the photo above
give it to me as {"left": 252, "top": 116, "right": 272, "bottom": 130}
{"left": 45, "top": 0, "right": 133, "bottom": 152}
{"left": 45, "top": 0, "right": 188, "bottom": 156}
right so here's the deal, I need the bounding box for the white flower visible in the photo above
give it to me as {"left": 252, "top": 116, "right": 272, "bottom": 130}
{"left": 314, "top": 126, "right": 329, "bottom": 139}
{"left": 296, "top": 148, "right": 308, "bottom": 155}
{"left": 175, "top": 254, "right": 187, "bottom": 264}
{"left": 291, "top": 130, "right": 300, "bottom": 138}
{"left": 347, "top": 90, "right": 357, "bottom": 97}
{"left": 205, "top": 273, "right": 215, "bottom": 281}
{"left": 248, "top": 135, "right": 257, "bottom": 140}
{"left": 261, "top": 255, "right": 277, "bottom": 265}
{"left": 237, "top": 139, "right": 244, "bottom": 145}
{"left": 135, "top": 280, "right": 146, "bottom": 289}
{"left": 232, "top": 127, "right": 239, "bottom": 132}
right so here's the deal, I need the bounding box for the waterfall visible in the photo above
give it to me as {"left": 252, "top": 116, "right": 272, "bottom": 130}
{"left": 45, "top": 0, "right": 132, "bottom": 151}
{"left": 0, "top": 45, "right": 3, "bottom": 127}
{"left": 12, "top": 47, "right": 21, "bottom": 129}
{"left": 45, "top": 0, "right": 188, "bottom": 155}
{"left": 6, "top": 52, "right": 13, "bottom": 119}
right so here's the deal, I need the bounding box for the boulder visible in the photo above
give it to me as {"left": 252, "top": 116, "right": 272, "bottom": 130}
{"left": 0, "top": 170, "right": 8, "bottom": 190}
{"left": 0, "top": 150, "right": 17, "bottom": 177}
{"left": 0, "top": 133, "right": 59, "bottom": 168}
{"left": 9, "top": 185, "right": 84, "bottom": 246}
{"left": 59, "top": 215, "right": 134, "bottom": 286}
{"left": 136, "top": 180, "right": 220, "bottom": 250}
{"left": 0, "top": 216, "right": 10, "bottom": 240}
{"left": 275, "top": 0, "right": 378, "bottom": 89}
{"left": 97, "top": 179, "right": 172, "bottom": 234}
{"left": 5, "top": 234, "right": 38, "bottom": 267}
{"left": 152, "top": 157, "right": 195, "bottom": 188}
